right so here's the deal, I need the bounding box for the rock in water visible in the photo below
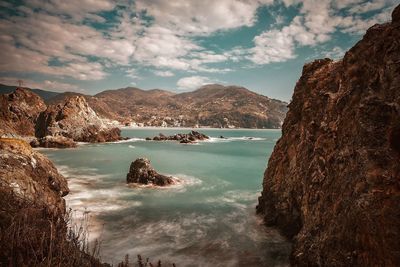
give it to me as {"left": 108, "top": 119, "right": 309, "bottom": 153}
{"left": 257, "top": 5, "right": 400, "bottom": 267}
{"left": 126, "top": 158, "right": 174, "bottom": 186}
{"left": 36, "top": 96, "right": 121, "bottom": 143}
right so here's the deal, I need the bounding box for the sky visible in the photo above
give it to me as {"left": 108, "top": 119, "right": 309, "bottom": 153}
{"left": 0, "top": 0, "right": 397, "bottom": 101}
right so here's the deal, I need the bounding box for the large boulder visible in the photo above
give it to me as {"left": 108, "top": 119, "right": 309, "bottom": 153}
{"left": 257, "top": 5, "right": 400, "bottom": 266}
{"left": 126, "top": 158, "right": 175, "bottom": 186}
{"left": 36, "top": 96, "right": 122, "bottom": 143}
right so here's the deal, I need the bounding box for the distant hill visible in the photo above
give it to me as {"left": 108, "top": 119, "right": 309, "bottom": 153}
{"left": 0, "top": 84, "right": 60, "bottom": 101}
{"left": 49, "top": 84, "right": 288, "bottom": 128}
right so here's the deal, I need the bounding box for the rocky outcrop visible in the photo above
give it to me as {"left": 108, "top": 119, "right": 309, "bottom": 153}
{"left": 0, "top": 138, "right": 69, "bottom": 215}
{"left": 127, "top": 158, "right": 175, "bottom": 186}
{"left": 0, "top": 138, "right": 109, "bottom": 266}
{"left": 36, "top": 96, "right": 122, "bottom": 144}
{"left": 257, "top": 5, "right": 400, "bottom": 266}
{"left": 0, "top": 88, "right": 46, "bottom": 136}
{"left": 147, "top": 131, "right": 209, "bottom": 143}
{"left": 33, "top": 135, "right": 78, "bottom": 148}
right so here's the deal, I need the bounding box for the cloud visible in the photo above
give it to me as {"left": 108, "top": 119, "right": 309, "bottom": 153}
{"left": 323, "top": 46, "right": 346, "bottom": 59}
{"left": 248, "top": 0, "right": 395, "bottom": 65}
{"left": 135, "top": 0, "right": 274, "bottom": 35}
{"left": 177, "top": 76, "right": 211, "bottom": 90}
{"left": 154, "top": 70, "right": 174, "bottom": 77}
{"left": 0, "top": 76, "right": 80, "bottom": 92}
{"left": 125, "top": 69, "right": 139, "bottom": 79}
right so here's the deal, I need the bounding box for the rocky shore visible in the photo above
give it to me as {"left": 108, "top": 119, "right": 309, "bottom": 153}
{"left": 257, "top": 5, "right": 400, "bottom": 266}
{"left": 0, "top": 138, "right": 107, "bottom": 266}
{"left": 0, "top": 89, "right": 123, "bottom": 148}
{"left": 146, "top": 130, "right": 209, "bottom": 143}
{"left": 127, "top": 158, "right": 176, "bottom": 186}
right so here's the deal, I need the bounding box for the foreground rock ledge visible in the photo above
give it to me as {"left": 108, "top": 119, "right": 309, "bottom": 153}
{"left": 257, "top": 4, "right": 400, "bottom": 267}
{"left": 126, "top": 158, "right": 175, "bottom": 186}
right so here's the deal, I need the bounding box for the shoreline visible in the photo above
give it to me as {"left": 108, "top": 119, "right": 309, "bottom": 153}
{"left": 120, "top": 126, "right": 282, "bottom": 131}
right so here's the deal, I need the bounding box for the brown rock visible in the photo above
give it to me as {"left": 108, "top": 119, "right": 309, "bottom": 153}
{"left": 38, "top": 136, "right": 77, "bottom": 148}
{"left": 126, "top": 158, "right": 174, "bottom": 186}
{"left": 0, "top": 88, "right": 46, "bottom": 136}
{"left": 257, "top": 5, "right": 400, "bottom": 266}
{"left": 36, "top": 96, "right": 121, "bottom": 143}
{"left": 0, "top": 138, "right": 69, "bottom": 215}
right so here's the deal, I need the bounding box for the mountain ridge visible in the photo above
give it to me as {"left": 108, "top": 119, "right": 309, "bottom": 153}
{"left": 2, "top": 83, "right": 288, "bottom": 129}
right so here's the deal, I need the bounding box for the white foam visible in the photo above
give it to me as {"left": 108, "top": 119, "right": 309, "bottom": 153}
{"left": 203, "top": 136, "right": 267, "bottom": 143}
{"left": 107, "top": 137, "right": 145, "bottom": 144}
{"left": 128, "top": 145, "right": 135, "bottom": 148}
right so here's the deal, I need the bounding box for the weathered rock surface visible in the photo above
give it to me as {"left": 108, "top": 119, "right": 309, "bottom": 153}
{"left": 257, "top": 6, "right": 400, "bottom": 266}
{"left": 0, "top": 88, "right": 46, "bottom": 136}
{"left": 0, "top": 138, "right": 109, "bottom": 266}
{"left": 36, "top": 96, "right": 122, "bottom": 143}
{"left": 149, "top": 131, "right": 209, "bottom": 143}
{"left": 0, "top": 138, "right": 69, "bottom": 215}
{"left": 127, "top": 158, "right": 175, "bottom": 186}
{"left": 36, "top": 135, "right": 78, "bottom": 148}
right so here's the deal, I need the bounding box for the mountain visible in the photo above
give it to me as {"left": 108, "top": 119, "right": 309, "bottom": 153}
{"left": 0, "top": 84, "right": 59, "bottom": 101}
{"left": 49, "top": 84, "right": 288, "bottom": 129}
{"left": 257, "top": 5, "right": 400, "bottom": 266}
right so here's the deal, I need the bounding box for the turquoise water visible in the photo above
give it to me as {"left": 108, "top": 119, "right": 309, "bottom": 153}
{"left": 42, "top": 128, "right": 290, "bottom": 266}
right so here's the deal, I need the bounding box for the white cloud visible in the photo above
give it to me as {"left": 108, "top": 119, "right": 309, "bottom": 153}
{"left": 126, "top": 69, "right": 139, "bottom": 79}
{"left": 154, "top": 70, "right": 174, "bottom": 77}
{"left": 177, "top": 76, "right": 211, "bottom": 90}
{"left": 0, "top": 76, "right": 80, "bottom": 92}
{"left": 323, "top": 46, "right": 345, "bottom": 59}
{"left": 249, "top": 0, "right": 395, "bottom": 64}
{"left": 135, "top": 0, "right": 274, "bottom": 35}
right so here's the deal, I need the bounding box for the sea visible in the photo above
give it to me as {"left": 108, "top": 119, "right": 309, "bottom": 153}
{"left": 41, "top": 128, "right": 291, "bottom": 267}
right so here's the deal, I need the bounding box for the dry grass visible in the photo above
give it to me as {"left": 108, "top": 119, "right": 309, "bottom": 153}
{"left": 0, "top": 187, "right": 107, "bottom": 267}
{"left": 0, "top": 187, "right": 176, "bottom": 266}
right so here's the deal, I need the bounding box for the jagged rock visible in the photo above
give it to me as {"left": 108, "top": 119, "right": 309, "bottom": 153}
{"left": 257, "top": 5, "right": 400, "bottom": 266}
{"left": 0, "top": 88, "right": 46, "bottom": 136}
{"left": 0, "top": 138, "right": 69, "bottom": 215}
{"left": 38, "top": 136, "right": 77, "bottom": 148}
{"left": 149, "top": 131, "right": 209, "bottom": 143}
{"left": 126, "top": 158, "right": 174, "bottom": 186}
{"left": 36, "top": 96, "right": 122, "bottom": 143}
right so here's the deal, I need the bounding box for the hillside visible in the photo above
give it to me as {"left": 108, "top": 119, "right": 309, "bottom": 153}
{"left": 49, "top": 84, "right": 288, "bottom": 128}
{"left": 0, "top": 84, "right": 59, "bottom": 101}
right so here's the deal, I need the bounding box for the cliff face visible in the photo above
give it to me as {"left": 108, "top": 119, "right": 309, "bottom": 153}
{"left": 0, "top": 88, "right": 46, "bottom": 136}
{"left": 257, "top": 5, "right": 400, "bottom": 267}
{"left": 36, "top": 96, "right": 121, "bottom": 143}
{"left": 0, "top": 138, "right": 69, "bottom": 214}
{"left": 0, "top": 138, "right": 107, "bottom": 266}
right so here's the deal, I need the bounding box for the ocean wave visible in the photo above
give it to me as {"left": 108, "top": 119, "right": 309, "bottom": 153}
{"left": 107, "top": 137, "right": 145, "bottom": 144}
{"left": 126, "top": 173, "right": 203, "bottom": 192}
{"left": 204, "top": 136, "right": 267, "bottom": 143}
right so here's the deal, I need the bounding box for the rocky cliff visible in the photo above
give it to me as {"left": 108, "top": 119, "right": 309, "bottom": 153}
{"left": 0, "top": 88, "right": 46, "bottom": 136}
{"left": 0, "top": 138, "right": 106, "bottom": 266}
{"left": 36, "top": 96, "right": 121, "bottom": 143}
{"left": 257, "top": 5, "right": 400, "bottom": 267}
